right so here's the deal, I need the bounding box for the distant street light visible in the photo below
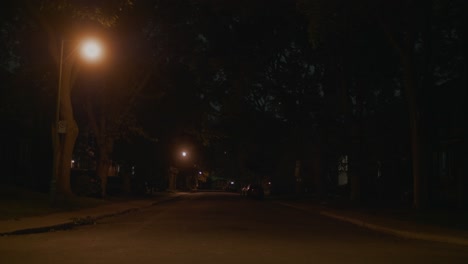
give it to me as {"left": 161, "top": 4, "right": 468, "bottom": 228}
{"left": 181, "top": 151, "right": 188, "bottom": 157}
{"left": 50, "top": 38, "right": 103, "bottom": 202}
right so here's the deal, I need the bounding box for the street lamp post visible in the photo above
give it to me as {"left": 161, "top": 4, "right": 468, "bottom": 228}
{"left": 55, "top": 40, "right": 64, "bottom": 135}
{"left": 50, "top": 38, "right": 102, "bottom": 203}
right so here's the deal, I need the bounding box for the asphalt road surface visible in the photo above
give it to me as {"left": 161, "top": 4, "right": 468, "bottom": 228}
{"left": 1, "top": 192, "right": 467, "bottom": 264}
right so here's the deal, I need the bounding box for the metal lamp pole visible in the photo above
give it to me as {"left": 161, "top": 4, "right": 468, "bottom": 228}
{"left": 56, "top": 40, "right": 64, "bottom": 134}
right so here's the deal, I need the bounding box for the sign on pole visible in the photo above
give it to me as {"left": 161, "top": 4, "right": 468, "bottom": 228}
{"left": 58, "top": 120, "right": 67, "bottom": 134}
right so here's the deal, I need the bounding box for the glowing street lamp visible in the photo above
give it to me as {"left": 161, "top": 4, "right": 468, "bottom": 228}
{"left": 80, "top": 39, "right": 102, "bottom": 61}
{"left": 181, "top": 151, "right": 188, "bottom": 157}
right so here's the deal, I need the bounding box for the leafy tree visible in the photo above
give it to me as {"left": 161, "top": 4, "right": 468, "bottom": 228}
{"left": 1, "top": 0, "right": 136, "bottom": 202}
{"left": 298, "top": 0, "right": 467, "bottom": 207}
{"left": 66, "top": 0, "right": 174, "bottom": 197}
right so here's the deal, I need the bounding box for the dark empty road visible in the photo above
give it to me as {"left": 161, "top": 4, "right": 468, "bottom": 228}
{"left": 1, "top": 192, "right": 467, "bottom": 263}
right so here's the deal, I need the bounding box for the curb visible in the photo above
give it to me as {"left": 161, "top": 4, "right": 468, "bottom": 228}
{"left": 0, "top": 194, "right": 182, "bottom": 236}
{"left": 277, "top": 202, "right": 468, "bottom": 247}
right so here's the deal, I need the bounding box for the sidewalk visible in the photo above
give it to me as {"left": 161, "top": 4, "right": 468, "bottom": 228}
{"left": 0, "top": 192, "right": 184, "bottom": 236}
{"left": 276, "top": 199, "right": 468, "bottom": 247}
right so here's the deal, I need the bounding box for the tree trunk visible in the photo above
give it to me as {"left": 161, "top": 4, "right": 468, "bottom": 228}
{"left": 51, "top": 56, "right": 79, "bottom": 204}
{"left": 85, "top": 94, "right": 115, "bottom": 198}
{"left": 383, "top": 23, "right": 427, "bottom": 209}
{"left": 349, "top": 122, "right": 362, "bottom": 203}
{"left": 96, "top": 157, "right": 109, "bottom": 198}
{"left": 96, "top": 138, "right": 114, "bottom": 198}
{"left": 311, "top": 138, "right": 323, "bottom": 197}
{"left": 122, "top": 169, "right": 132, "bottom": 195}
{"left": 401, "top": 51, "right": 427, "bottom": 209}
{"left": 168, "top": 166, "right": 178, "bottom": 191}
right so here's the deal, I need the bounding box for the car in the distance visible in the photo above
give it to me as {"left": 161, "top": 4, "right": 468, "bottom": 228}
{"left": 241, "top": 183, "right": 264, "bottom": 200}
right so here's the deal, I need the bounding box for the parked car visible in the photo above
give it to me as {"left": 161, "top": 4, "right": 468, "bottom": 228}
{"left": 242, "top": 184, "right": 264, "bottom": 200}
